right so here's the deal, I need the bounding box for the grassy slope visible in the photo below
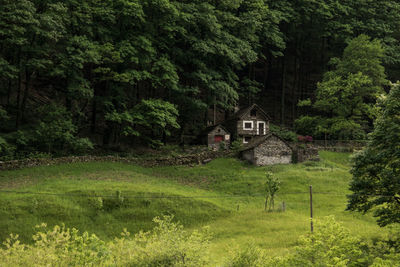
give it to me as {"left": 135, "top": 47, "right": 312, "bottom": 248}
{"left": 0, "top": 151, "right": 386, "bottom": 264}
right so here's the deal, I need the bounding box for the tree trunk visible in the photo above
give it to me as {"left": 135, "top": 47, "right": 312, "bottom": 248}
{"left": 21, "top": 70, "right": 34, "bottom": 123}
{"left": 91, "top": 87, "right": 97, "bottom": 134}
{"left": 6, "top": 79, "right": 11, "bottom": 110}
{"left": 15, "top": 71, "right": 22, "bottom": 130}
{"left": 280, "top": 57, "right": 287, "bottom": 125}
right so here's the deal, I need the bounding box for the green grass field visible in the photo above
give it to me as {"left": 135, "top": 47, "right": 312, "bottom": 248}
{"left": 0, "top": 151, "right": 386, "bottom": 264}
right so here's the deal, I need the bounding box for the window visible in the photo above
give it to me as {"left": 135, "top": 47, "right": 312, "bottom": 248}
{"left": 243, "top": 136, "right": 252, "bottom": 144}
{"left": 243, "top": 121, "right": 253, "bottom": 130}
{"left": 257, "top": 121, "right": 266, "bottom": 135}
{"left": 250, "top": 109, "right": 257, "bottom": 117}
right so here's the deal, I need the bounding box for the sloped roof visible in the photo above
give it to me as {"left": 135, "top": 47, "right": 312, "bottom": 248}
{"left": 240, "top": 133, "right": 293, "bottom": 152}
{"left": 200, "top": 124, "right": 230, "bottom": 135}
{"left": 232, "top": 104, "right": 271, "bottom": 120}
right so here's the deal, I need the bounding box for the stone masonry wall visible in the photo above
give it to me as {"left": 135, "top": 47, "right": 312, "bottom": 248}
{"left": 293, "top": 146, "right": 320, "bottom": 163}
{"left": 254, "top": 136, "right": 292, "bottom": 166}
{"left": 0, "top": 151, "right": 233, "bottom": 171}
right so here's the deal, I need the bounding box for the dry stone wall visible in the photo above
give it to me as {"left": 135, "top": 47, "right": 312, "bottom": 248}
{"left": 293, "top": 146, "right": 320, "bottom": 163}
{"left": 0, "top": 151, "right": 233, "bottom": 171}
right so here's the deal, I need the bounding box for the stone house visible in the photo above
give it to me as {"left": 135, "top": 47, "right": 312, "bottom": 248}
{"left": 201, "top": 125, "right": 231, "bottom": 150}
{"left": 201, "top": 103, "right": 319, "bottom": 165}
{"left": 225, "top": 104, "right": 270, "bottom": 144}
{"left": 241, "top": 133, "right": 293, "bottom": 166}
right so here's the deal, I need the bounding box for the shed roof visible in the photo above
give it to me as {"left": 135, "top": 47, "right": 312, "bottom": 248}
{"left": 200, "top": 124, "right": 230, "bottom": 135}
{"left": 240, "top": 133, "right": 293, "bottom": 152}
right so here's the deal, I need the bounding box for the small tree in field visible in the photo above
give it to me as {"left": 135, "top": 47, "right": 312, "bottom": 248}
{"left": 265, "top": 172, "right": 281, "bottom": 211}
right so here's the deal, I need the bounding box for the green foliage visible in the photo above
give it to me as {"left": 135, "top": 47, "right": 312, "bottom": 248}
{"left": 133, "top": 99, "right": 180, "bottom": 137}
{"left": 0, "top": 223, "right": 110, "bottom": 266}
{"left": 34, "top": 104, "right": 93, "bottom": 154}
{"left": 295, "top": 35, "right": 387, "bottom": 140}
{"left": 264, "top": 172, "right": 281, "bottom": 211}
{"left": 0, "top": 106, "right": 8, "bottom": 121}
{"left": 1, "top": 0, "right": 400, "bottom": 156}
{"left": 109, "top": 216, "right": 211, "bottom": 266}
{"left": 0, "top": 216, "right": 211, "bottom": 266}
{"left": 0, "top": 0, "right": 289, "bottom": 155}
{"left": 230, "top": 139, "right": 244, "bottom": 153}
{"left": 226, "top": 244, "right": 269, "bottom": 267}
{"left": 297, "top": 99, "right": 312, "bottom": 107}
{"left": 269, "top": 124, "right": 297, "bottom": 142}
{"left": 226, "top": 217, "right": 375, "bottom": 266}
{"left": 348, "top": 82, "right": 400, "bottom": 226}
{"left": 0, "top": 152, "right": 391, "bottom": 264}
{"left": 106, "top": 99, "right": 180, "bottom": 146}
{"left": 0, "top": 136, "right": 15, "bottom": 159}
{"left": 286, "top": 216, "right": 364, "bottom": 266}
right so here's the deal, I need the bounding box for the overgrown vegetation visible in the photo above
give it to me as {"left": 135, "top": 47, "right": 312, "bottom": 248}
{"left": 226, "top": 216, "right": 400, "bottom": 267}
{"left": 1, "top": 216, "right": 399, "bottom": 266}
{"left": 0, "top": 152, "right": 391, "bottom": 265}
{"left": 0, "top": 216, "right": 211, "bottom": 266}
{"left": 295, "top": 35, "right": 387, "bottom": 140}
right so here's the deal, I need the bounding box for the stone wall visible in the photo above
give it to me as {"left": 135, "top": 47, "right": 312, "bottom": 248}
{"left": 0, "top": 151, "right": 233, "bottom": 171}
{"left": 253, "top": 136, "right": 292, "bottom": 166}
{"left": 292, "top": 146, "right": 320, "bottom": 163}
{"left": 242, "top": 150, "right": 254, "bottom": 164}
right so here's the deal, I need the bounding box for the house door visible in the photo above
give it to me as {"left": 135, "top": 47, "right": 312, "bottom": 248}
{"left": 258, "top": 123, "right": 265, "bottom": 135}
{"left": 214, "top": 135, "right": 224, "bottom": 142}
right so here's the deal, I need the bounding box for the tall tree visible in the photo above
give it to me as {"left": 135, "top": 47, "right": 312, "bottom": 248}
{"left": 348, "top": 82, "right": 400, "bottom": 226}
{"left": 295, "top": 35, "right": 387, "bottom": 140}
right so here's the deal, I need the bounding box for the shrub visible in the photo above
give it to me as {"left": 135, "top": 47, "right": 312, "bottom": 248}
{"left": 226, "top": 217, "right": 367, "bottom": 267}
{"left": 230, "top": 139, "right": 243, "bottom": 152}
{"left": 0, "top": 224, "right": 110, "bottom": 266}
{"left": 270, "top": 124, "right": 297, "bottom": 142}
{"left": 287, "top": 216, "right": 364, "bottom": 266}
{"left": 110, "top": 216, "right": 211, "bottom": 266}
{"left": 226, "top": 244, "right": 269, "bottom": 267}
{"left": 0, "top": 216, "right": 211, "bottom": 266}
{"left": 0, "top": 136, "right": 14, "bottom": 159}
{"left": 34, "top": 104, "right": 93, "bottom": 154}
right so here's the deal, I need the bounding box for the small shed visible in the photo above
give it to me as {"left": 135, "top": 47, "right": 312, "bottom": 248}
{"left": 201, "top": 125, "right": 231, "bottom": 150}
{"left": 240, "top": 133, "right": 293, "bottom": 166}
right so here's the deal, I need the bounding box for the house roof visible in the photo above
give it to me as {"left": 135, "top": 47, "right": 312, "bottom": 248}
{"left": 232, "top": 104, "right": 271, "bottom": 121}
{"left": 240, "top": 133, "right": 293, "bottom": 152}
{"left": 200, "top": 124, "right": 230, "bottom": 135}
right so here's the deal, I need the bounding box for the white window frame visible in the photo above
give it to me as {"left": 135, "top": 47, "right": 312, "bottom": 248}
{"left": 257, "top": 121, "right": 267, "bottom": 135}
{"left": 243, "top": 136, "right": 251, "bottom": 144}
{"left": 243, "top": 120, "right": 254, "bottom": 130}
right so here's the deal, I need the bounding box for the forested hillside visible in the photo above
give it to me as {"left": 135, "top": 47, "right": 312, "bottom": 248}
{"left": 1, "top": 0, "right": 400, "bottom": 157}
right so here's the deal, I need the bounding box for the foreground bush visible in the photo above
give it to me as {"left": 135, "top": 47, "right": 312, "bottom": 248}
{"left": 226, "top": 216, "right": 400, "bottom": 267}
{"left": 0, "top": 216, "right": 210, "bottom": 267}
{"left": 2, "top": 216, "right": 400, "bottom": 266}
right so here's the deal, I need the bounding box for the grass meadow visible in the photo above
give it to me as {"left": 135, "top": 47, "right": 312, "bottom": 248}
{"left": 0, "top": 151, "right": 387, "bottom": 265}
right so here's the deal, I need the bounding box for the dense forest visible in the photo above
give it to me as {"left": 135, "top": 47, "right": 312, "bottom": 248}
{"left": 1, "top": 0, "right": 400, "bottom": 157}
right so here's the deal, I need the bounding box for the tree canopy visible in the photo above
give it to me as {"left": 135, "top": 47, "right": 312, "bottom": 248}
{"left": 347, "top": 82, "right": 400, "bottom": 226}
{"left": 295, "top": 35, "right": 387, "bottom": 140}
{"left": 1, "top": 0, "right": 400, "bottom": 157}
